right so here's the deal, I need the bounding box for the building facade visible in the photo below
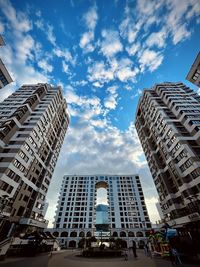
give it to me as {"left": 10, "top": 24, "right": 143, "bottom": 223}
{"left": 186, "top": 52, "right": 200, "bottom": 87}
{"left": 135, "top": 82, "right": 200, "bottom": 227}
{"left": 0, "top": 36, "right": 13, "bottom": 89}
{"left": 46, "top": 174, "right": 151, "bottom": 248}
{"left": 0, "top": 83, "right": 69, "bottom": 237}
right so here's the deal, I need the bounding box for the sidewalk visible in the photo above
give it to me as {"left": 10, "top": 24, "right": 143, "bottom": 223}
{"left": 49, "top": 249, "right": 156, "bottom": 267}
{"left": 0, "top": 249, "right": 199, "bottom": 267}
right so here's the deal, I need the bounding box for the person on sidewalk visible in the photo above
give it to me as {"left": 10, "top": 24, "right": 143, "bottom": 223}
{"left": 124, "top": 248, "right": 128, "bottom": 261}
{"left": 132, "top": 240, "right": 137, "bottom": 258}
{"left": 169, "top": 246, "right": 175, "bottom": 265}
{"left": 144, "top": 243, "right": 148, "bottom": 255}
{"left": 172, "top": 248, "right": 182, "bottom": 265}
{"left": 147, "top": 242, "right": 153, "bottom": 259}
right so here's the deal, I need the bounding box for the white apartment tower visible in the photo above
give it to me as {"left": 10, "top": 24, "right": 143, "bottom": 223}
{"left": 0, "top": 83, "right": 69, "bottom": 238}
{"left": 135, "top": 82, "right": 200, "bottom": 227}
{"left": 46, "top": 174, "right": 151, "bottom": 248}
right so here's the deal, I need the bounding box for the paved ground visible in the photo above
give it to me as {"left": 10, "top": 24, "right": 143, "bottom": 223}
{"left": 0, "top": 249, "right": 199, "bottom": 267}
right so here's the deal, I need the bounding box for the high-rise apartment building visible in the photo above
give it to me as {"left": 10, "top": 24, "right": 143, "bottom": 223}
{"left": 186, "top": 52, "right": 200, "bottom": 87}
{"left": 135, "top": 82, "right": 200, "bottom": 227}
{"left": 46, "top": 174, "right": 151, "bottom": 248}
{"left": 0, "top": 35, "right": 13, "bottom": 89}
{"left": 0, "top": 83, "right": 69, "bottom": 237}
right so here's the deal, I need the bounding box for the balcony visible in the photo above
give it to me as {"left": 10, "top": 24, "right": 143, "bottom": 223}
{"left": 19, "top": 217, "right": 48, "bottom": 229}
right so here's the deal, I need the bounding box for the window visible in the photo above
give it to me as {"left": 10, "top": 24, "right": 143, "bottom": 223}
{"left": 13, "top": 159, "right": 20, "bottom": 168}
{"left": 18, "top": 151, "right": 29, "bottom": 162}
{"left": 191, "top": 169, "right": 200, "bottom": 179}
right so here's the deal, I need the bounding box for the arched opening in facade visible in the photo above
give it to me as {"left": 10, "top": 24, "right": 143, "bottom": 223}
{"left": 86, "top": 231, "right": 92, "bottom": 237}
{"left": 68, "top": 240, "right": 76, "bottom": 247}
{"left": 128, "top": 231, "right": 135, "bottom": 237}
{"left": 136, "top": 231, "right": 143, "bottom": 237}
{"left": 61, "top": 231, "right": 68, "bottom": 237}
{"left": 96, "top": 181, "right": 109, "bottom": 204}
{"left": 53, "top": 231, "right": 59, "bottom": 237}
{"left": 112, "top": 231, "right": 118, "bottom": 237}
{"left": 120, "top": 231, "right": 126, "bottom": 237}
{"left": 79, "top": 231, "right": 85, "bottom": 237}
{"left": 70, "top": 231, "right": 77, "bottom": 237}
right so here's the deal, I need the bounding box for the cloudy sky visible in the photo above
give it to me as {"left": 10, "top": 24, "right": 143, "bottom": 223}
{"left": 0, "top": 0, "right": 200, "bottom": 227}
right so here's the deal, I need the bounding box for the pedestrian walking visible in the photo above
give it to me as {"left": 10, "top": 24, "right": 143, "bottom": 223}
{"left": 124, "top": 248, "right": 128, "bottom": 261}
{"left": 147, "top": 242, "right": 153, "bottom": 258}
{"left": 132, "top": 240, "right": 137, "bottom": 258}
{"left": 172, "top": 248, "right": 182, "bottom": 265}
{"left": 169, "top": 246, "right": 175, "bottom": 265}
{"left": 144, "top": 243, "right": 148, "bottom": 256}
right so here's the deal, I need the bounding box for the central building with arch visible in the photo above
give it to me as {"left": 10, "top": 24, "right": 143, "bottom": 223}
{"left": 46, "top": 174, "right": 151, "bottom": 248}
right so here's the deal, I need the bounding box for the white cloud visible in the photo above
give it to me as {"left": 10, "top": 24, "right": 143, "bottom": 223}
{"left": 38, "top": 59, "right": 53, "bottom": 73}
{"left": 35, "top": 10, "right": 41, "bottom": 17}
{"left": 0, "top": 0, "right": 32, "bottom": 33}
{"left": 100, "top": 29, "right": 123, "bottom": 58}
{"left": 92, "top": 81, "right": 103, "bottom": 88}
{"left": 164, "top": 0, "right": 199, "bottom": 45}
{"left": 0, "top": 83, "right": 16, "bottom": 102}
{"left": 172, "top": 25, "right": 191, "bottom": 45}
{"left": 136, "top": 0, "right": 162, "bottom": 16}
{"left": 186, "top": 0, "right": 200, "bottom": 20}
{"left": 53, "top": 47, "right": 76, "bottom": 66}
{"left": 62, "top": 61, "right": 69, "bottom": 73}
{"left": 120, "top": 18, "right": 143, "bottom": 44}
{"left": 46, "top": 24, "right": 56, "bottom": 46}
{"left": 88, "top": 57, "right": 139, "bottom": 85}
{"left": 79, "top": 31, "right": 95, "bottom": 53}
{"left": 115, "top": 58, "right": 139, "bottom": 82}
{"left": 117, "top": 66, "right": 139, "bottom": 82}
{"left": 107, "top": 85, "right": 118, "bottom": 94}
{"left": 35, "top": 19, "right": 45, "bottom": 31}
{"left": 104, "top": 94, "right": 118, "bottom": 110}
{"left": 71, "top": 80, "right": 88, "bottom": 87}
{"left": 64, "top": 85, "right": 103, "bottom": 120}
{"left": 120, "top": 1, "right": 160, "bottom": 44}
{"left": 104, "top": 86, "right": 119, "bottom": 110}
{"left": 146, "top": 29, "right": 167, "bottom": 48}
{"left": 0, "top": 0, "right": 49, "bottom": 101}
{"left": 126, "top": 43, "right": 140, "bottom": 56}
{"left": 0, "top": 21, "right": 5, "bottom": 33}
{"left": 120, "top": 0, "right": 199, "bottom": 65}
{"left": 88, "top": 61, "right": 114, "bottom": 85}
{"left": 15, "top": 35, "right": 35, "bottom": 62}
{"left": 90, "top": 119, "right": 107, "bottom": 128}
{"left": 79, "top": 6, "right": 98, "bottom": 53}
{"left": 131, "top": 88, "right": 143, "bottom": 99}
{"left": 139, "top": 49, "right": 164, "bottom": 72}
{"left": 83, "top": 5, "right": 98, "bottom": 31}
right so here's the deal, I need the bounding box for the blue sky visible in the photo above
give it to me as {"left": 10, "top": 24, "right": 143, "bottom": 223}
{"left": 0, "top": 0, "right": 200, "bottom": 227}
